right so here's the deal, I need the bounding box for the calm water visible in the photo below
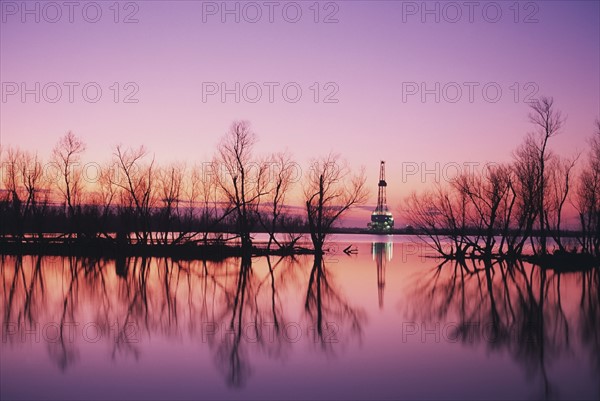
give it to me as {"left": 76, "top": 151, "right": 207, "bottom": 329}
{"left": 1, "top": 235, "right": 598, "bottom": 400}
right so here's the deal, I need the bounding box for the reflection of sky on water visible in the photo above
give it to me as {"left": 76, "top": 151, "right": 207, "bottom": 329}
{"left": 1, "top": 236, "right": 598, "bottom": 400}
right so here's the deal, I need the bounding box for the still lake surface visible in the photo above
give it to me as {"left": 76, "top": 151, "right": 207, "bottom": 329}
{"left": 1, "top": 235, "right": 598, "bottom": 400}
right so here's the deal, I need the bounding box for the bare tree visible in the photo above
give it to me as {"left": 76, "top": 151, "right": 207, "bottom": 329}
{"left": 403, "top": 189, "right": 450, "bottom": 257}
{"left": 304, "top": 153, "right": 368, "bottom": 253}
{"left": 214, "top": 121, "right": 269, "bottom": 254}
{"left": 576, "top": 120, "right": 600, "bottom": 256}
{"left": 185, "top": 164, "right": 202, "bottom": 240}
{"left": 19, "top": 151, "right": 49, "bottom": 237}
{"left": 0, "top": 148, "right": 49, "bottom": 237}
{"left": 52, "top": 132, "right": 86, "bottom": 226}
{"left": 1, "top": 148, "right": 24, "bottom": 237}
{"left": 545, "top": 154, "right": 578, "bottom": 252}
{"left": 187, "top": 163, "right": 221, "bottom": 244}
{"left": 527, "top": 97, "right": 564, "bottom": 254}
{"left": 508, "top": 134, "right": 543, "bottom": 256}
{"left": 256, "top": 152, "right": 297, "bottom": 251}
{"left": 113, "top": 145, "right": 157, "bottom": 244}
{"left": 93, "top": 161, "right": 118, "bottom": 237}
{"left": 453, "top": 164, "right": 513, "bottom": 257}
{"left": 157, "top": 163, "right": 185, "bottom": 244}
{"left": 18, "top": 151, "right": 42, "bottom": 215}
{"left": 438, "top": 184, "right": 471, "bottom": 256}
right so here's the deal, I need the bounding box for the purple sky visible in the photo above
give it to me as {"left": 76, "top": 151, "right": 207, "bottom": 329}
{"left": 1, "top": 1, "right": 599, "bottom": 223}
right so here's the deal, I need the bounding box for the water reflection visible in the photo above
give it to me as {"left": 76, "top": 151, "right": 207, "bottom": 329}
{"left": 405, "top": 258, "right": 600, "bottom": 399}
{"left": 1, "top": 253, "right": 366, "bottom": 390}
{"left": 304, "top": 254, "right": 366, "bottom": 352}
{"left": 1, "top": 247, "right": 598, "bottom": 399}
{"left": 211, "top": 254, "right": 290, "bottom": 388}
{"left": 372, "top": 241, "right": 393, "bottom": 309}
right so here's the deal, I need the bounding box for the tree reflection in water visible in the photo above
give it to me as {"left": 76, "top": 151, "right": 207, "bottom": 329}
{"left": 3, "top": 252, "right": 595, "bottom": 395}
{"left": 1, "top": 253, "right": 366, "bottom": 388}
{"left": 405, "top": 258, "right": 600, "bottom": 399}
{"left": 304, "top": 254, "right": 367, "bottom": 353}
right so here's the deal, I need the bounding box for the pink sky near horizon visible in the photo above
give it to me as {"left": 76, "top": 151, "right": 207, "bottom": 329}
{"left": 1, "top": 1, "right": 599, "bottom": 227}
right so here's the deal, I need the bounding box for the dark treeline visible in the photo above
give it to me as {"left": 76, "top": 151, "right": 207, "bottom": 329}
{"left": 403, "top": 97, "right": 599, "bottom": 262}
{"left": 1, "top": 121, "right": 367, "bottom": 256}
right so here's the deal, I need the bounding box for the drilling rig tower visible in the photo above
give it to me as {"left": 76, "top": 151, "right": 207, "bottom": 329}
{"left": 368, "top": 161, "right": 394, "bottom": 232}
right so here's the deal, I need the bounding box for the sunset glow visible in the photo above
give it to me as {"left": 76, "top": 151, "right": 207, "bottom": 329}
{"left": 1, "top": 2, "right": 599, "bottom": 400}
{"left": 2, "top": 1, "right": 598, "bottom": 226}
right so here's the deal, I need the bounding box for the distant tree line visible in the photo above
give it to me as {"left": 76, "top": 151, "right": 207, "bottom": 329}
{"left": 0, "top": 121, "right": 367, "bottom": 255}
{"left": 404, "top": 97, "right": 599, "bottom": 259}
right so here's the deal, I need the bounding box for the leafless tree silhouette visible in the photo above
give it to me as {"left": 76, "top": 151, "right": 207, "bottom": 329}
{"left": 52, "top": 131, "right": 86, "bottom": 235}
{"left": 113, "top": 145, "right": 157, "bottom": 244}
{"left": 156, "top": 163, "right": 185, "bottom": 244}
{"left": 403, "top": 97, "right": 598, "bottom": 262}
{"left": 214, "top": 121, "right": 270, "bottom": 254}
{"left": 576, "top": 120, "right": 600, "bottom": 256}
{"left": 256, "top": 151, "right": 299, "bottom": 251}
{"left": 545, "top": 154, "right": 579, "bottom": 251}
{"left": 527, "top": 97, "right": 564, "bottom": 254}
{"left": 304, "top": 153, "right": 368, "bottom": 253}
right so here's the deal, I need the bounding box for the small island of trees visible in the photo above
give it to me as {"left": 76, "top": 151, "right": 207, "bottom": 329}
{"left": 403, "top": 97, "right": 599, "bottom": 268}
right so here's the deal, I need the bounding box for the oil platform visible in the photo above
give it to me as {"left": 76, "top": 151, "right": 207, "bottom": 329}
{"left": 368, "top": 161, "right": 394, "bottom": 232}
